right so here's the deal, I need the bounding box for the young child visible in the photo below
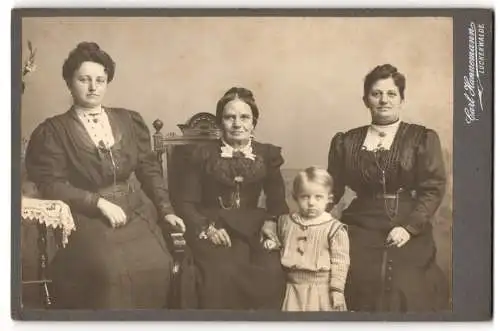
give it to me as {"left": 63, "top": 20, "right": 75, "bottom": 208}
{"left": 263, "top": 166, "right": 350, "bottom": 311}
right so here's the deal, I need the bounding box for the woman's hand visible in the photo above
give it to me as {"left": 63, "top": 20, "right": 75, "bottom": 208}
{"left": 331, "top": 291, "right": 347, "bottom": 311}
{"left": 386, "top": 226, "right": 411, "bottom": 248}
{"left": 207, "top": 227, "right": 232, "bottom": 247}
{"left": 164, "top": 214, "right": 186, "bottom": 233}
{"left": 97, "top": 198, "right": 127, "bottom": 228}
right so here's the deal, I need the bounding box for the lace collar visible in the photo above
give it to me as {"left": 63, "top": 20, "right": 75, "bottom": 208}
{"left": 220, "top": 138, "right": 256, "bottom": 161}
{"left": 74, "top": 105, "right": 104, "bottom": 117}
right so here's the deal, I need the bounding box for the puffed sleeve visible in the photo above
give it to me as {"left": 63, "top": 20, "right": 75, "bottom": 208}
{"left": 263, "top": 144, "right": 289, "bottom": 217}
{"left": 25, "top": 119, "right": 100, "bottom": 214}
{"left": 130, "top": 111, "right": 174, "bottom": 219}
{"left": 329, "top": 223, "right": 350, "bottom": 292}
{"left": 402, "top": 129, "right": 447, "bottom": 236}
{"left": 177, "top": 146, "right": 210, "bottom": 236}
{"left": 327, "top": 132, "right": 346, "bottom": 205}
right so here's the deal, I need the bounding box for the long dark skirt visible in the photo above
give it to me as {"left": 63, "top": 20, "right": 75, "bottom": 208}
{"left": 186, "top": 208, "right": 286, "bottom": 310}
{"left": 342, "top": 197, "right": 450, "bottom": 312}
{"left": 49, "top": 191, "right": 173, "bottom": 309}
{"left": 188, "top": 235, "right": 286, "bottom": 310}
{"left": 344, "top": 226, "right": 449, "bottom": 312}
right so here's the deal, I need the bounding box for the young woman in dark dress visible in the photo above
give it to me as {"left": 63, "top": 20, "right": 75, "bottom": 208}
{"left": 327, "top": 64, "right": 449, "bottom": 312}
{"left": 177, "top": 87, "right": 289, "bottom": 309}
{"left": 25, "top": 42, "right": 185, "bottom": 309}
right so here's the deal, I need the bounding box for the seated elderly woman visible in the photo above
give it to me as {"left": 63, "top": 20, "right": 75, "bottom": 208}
{"left": 24, "top": 41, "right": 185, "bottom": 309}
{"left": 177, "top": 87, "right": 289, "bottom": 309}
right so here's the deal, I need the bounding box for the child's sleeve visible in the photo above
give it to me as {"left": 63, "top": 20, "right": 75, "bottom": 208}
{"left": 276, "top": 214, "right": 286, "bottom": 243}
{"left": 329, "top": 223, "right": 350, "bottom": 293}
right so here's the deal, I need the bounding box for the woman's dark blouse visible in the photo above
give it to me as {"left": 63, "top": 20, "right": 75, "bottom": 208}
{"left": 25, "top": 107, "right": 173, "bottom": 219}
{"left": 327, "top": 122, "right": 446, "bottom": 236}
{"left": 24, "top": 107, "right": 175, "bottom": 309}
{"left": 178, "top": 140, "right": 289, "bottom": 236}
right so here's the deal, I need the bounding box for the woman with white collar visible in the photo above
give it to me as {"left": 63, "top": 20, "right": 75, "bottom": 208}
{"left": 25, "top": 42, "right": 185, "bottom": 309}
{"left": 178, "top": 87, "right": 289, "bottom": 309}
{"left": 327, "top": 64, "right": 448, "bottom": 312}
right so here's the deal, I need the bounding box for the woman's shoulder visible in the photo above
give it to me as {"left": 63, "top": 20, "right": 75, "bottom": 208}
{"left": 400, "top": 121, "right": 442, "bottom": 145}
{"left": 26, "top": 111, "right": 76, "bottom": 157}
{"left": 105, "top": 107, "right": 140, "bottom": 119}
{"left": 252, "top": 140, "right": 283, "bottom": 158}
{"left": 252, "top": 140, "right": 285, "bottom": 166}
{"left": 338, "top": 125, "right": 368, "bottom": 138}
{"left": 31, "top": 109, "right": 74, "bottom": 135}
{"left": 105, "top": 108, "right": 153, "bottom": 135}
{"left": 329, "top": 125, "right": 368, "bottom": 147}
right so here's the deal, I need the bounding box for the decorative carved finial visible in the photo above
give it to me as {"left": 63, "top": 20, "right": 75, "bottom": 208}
{"left": 153, "top": 119, "right": 164, "bottom": 133}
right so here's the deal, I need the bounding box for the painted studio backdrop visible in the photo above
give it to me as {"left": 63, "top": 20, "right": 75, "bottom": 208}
{"left": 20, "top": 16, "right": 453, "bottom": 299}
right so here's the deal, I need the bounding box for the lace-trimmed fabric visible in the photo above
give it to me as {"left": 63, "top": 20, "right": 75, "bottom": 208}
{"left": 21, "top": 197, "right": 76, "bottom": 247}
{"left": 220, "top": 138, "right": 256, "bottom": 160}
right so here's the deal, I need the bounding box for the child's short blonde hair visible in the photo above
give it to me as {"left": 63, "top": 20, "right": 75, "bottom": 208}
{"left": 292, "top": 166, "right": 334, "bottom": 199}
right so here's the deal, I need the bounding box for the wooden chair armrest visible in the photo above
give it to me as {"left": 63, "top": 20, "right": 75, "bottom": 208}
{"left": 170, "top": 232, "right": 187, "bottom": 253}
{"left": 160, "top": 227, "right": 189, "bottom": 309}
{"left": 158, "top": 221, "right": 186, "bottom": 260}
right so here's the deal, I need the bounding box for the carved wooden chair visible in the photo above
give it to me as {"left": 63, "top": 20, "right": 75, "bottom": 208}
{"left": 152, "top": 112, "right": 220, "bottom": 207}
{"left": 152, "top": 112, "right": 221, "bottom": 309}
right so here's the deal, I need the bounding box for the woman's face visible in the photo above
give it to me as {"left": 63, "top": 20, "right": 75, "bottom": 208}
{"left": 70, "top": 61, "right": 108, "bottom": 108}
{"left": 221, "top": 99, "right": 255, "bottom": 146}
{"left": 365, "top": 77, "right": 403, "bottom": 125}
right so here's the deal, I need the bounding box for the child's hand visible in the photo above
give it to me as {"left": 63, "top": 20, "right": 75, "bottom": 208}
{"left": 263, "top": 238, "right": 280, "bottom": 251}
{"left": 331, "top": 291, "right": 347, "bottom": 311}
{"left": 261, "top": 220, "right": 279, "bottom": 243}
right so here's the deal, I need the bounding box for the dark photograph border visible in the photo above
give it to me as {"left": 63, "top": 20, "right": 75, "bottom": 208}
{"left": 11, "top": 7, "right": 494, "bottom": 322}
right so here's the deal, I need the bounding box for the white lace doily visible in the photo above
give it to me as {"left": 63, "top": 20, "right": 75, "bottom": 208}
{"left": 21, "top": 197, "right": 76, "bottom": 247}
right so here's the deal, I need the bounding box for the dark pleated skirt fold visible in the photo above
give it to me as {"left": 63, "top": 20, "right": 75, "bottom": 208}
{"left": 186, "top": 208, "right": 286, "bottom": 310}
{"left": 49, "top": 191, "right": 173, "bottom": 309}
{"left": 342, "top": 197, "right": 449, "bottom": 312}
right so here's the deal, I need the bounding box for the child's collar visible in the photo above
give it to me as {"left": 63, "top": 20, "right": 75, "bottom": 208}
{"left": 290, "top": 211, "right": 333, "bottom": 227}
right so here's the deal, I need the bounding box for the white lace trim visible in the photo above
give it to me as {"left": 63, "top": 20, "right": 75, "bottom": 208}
{"left": 220, "top": 138, "right": 256, "bottom": 160}
{"left": 21, "top": 197, "right": 76, "bottom": 248}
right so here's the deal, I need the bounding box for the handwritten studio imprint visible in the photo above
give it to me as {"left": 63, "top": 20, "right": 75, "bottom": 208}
{"left": 464, "top": 22, "right": 486, "bottom": 124}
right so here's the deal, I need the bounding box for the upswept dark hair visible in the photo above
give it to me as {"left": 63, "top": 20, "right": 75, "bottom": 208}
{"left": 62, "top": 41, "right": 115, "bottom": 87}
{"left": 363, "top": 64, "right": 406, "bottom": 101}
{"left": 215, "top": 87, "right": 260, "bottom": 127}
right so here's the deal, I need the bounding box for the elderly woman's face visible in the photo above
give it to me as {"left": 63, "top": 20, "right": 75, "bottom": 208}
{"left": 70, "top": 61, "right": 108, "bottom": 108}
{"left": 221, "top": 99, "right": 254, "bottom": 146}
{"left": 365, "top": 77, "right": 402, "bottom": 125}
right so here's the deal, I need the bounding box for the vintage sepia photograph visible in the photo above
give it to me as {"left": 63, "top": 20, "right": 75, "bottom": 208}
{"left": 11, "top": 9, "right": 493, "bottom": 321}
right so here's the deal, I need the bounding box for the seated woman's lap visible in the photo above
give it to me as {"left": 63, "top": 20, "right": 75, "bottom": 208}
{"left": 50, "top": 214, "right": 173, "bottom": 308}
{"left": 188, "top": 236, "right": 285, "bottom": 309}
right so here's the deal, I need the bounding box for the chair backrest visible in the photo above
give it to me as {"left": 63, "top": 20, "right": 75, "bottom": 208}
{"left": 152, "top": 112, "right": 221, "bottom": 213}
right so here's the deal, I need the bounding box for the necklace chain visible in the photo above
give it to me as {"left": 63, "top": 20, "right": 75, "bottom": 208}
{"left": 372, "top": 149, "right": 399, "bottom": 220}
